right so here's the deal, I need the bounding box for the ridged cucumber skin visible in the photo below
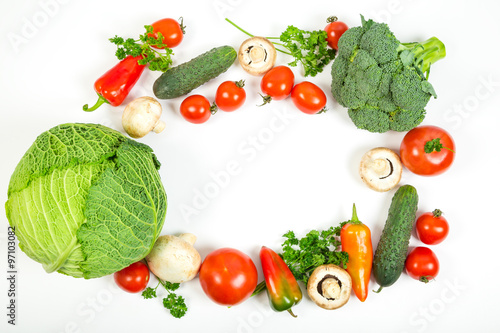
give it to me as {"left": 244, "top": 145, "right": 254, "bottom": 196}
{"left": 153, "top": 45, "right": 236, "bottom": 99}
{"left": 373, "top": 185, "right": 419, "bottom": 290}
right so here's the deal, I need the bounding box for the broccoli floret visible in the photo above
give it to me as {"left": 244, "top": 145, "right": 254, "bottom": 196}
{"left": 331, "top": 15, "right": 446, "bottom": 133}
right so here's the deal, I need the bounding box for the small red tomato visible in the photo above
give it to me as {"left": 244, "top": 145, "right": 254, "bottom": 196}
{"left": 149, "top": 18, "right": 185, "bottom": 48}
{"left": 260, "top": 66, "right": 295, "bottom": 103}
{"left": 199, "top": 248, "right": 258, "bottom": 306}
{"left": 114, "top": 261, "right": 150, "bottom": 293}
{"left": 324, "top": 16, "right": 349, "bottom": 50}
{"left": 215, "top": 80, "right": 246, "bottom": 112}
{"left": 291, "top": 81, "right": 327, "bottom": 114}
{"left": 405, "top": 247, "right": 440, "bottom": 283}
{"left": 180, "top": 94, "right": 213, "bottom": 124}
{"left": 400, "top": 125, "right": 456, "bottom": 176}
{"left": 416, "top": 209, "right": 449, "bottom": 245}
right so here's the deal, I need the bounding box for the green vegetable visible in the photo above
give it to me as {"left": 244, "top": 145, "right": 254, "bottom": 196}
{"left": 153, "top": 45, "right": 236, "bottom": 99}
{"left": 280, "top": 224, "right": 349, "bottom": 285}
{"left": 143, "top": 280, "right": 187, "bottom": 318}
{"left": 5, "top": 123, "right": 167, "bottom": 279}
{"left": 424, "top": 138, "right": 455, "bottom": 153}
{"left": 373, "top": 185, "right": 419, "bottom": 292}
{"left": 226, "top": 18, "right": 335, "bottom": 77}
{"left": 331, "top": 15, "right": 446, "bottom": 133}
{"left": 109, "top": 25, "right": 174, "bottom": 72}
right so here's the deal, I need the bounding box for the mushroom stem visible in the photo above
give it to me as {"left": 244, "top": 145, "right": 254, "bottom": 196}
{"left": 367, "top": 158, "right": 392, "bottom": 178}
{"left": 321, "top": 277, "right": 341, "bottom": 300}
{"left": 153, "top": 121, "right": 166, "bottom": 133}
{"left": 178, "top": 233, "right": 197, "bottom": 245}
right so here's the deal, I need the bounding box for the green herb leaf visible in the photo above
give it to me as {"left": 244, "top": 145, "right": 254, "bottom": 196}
{"left": 141, "top": 287, "right": 157, "bottom": 299}
{"left": 163, "top": 293, "right": 187, "bottom": 318}
{"left": 424, "top": 138, "right": 455, "bottom": 153}
{"left": 109, "top": 24, "right": 174, "bottom": 72}
{"left": 280, "top": 223, "right": 348, "bottom": 285}
{"left": 279, "top": 26, "right": 336, "bottom": 77}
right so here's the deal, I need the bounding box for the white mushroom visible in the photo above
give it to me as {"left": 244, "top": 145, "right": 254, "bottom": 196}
{"left": 307, "top": 264, "right": 352, "bottom": 310}
{"left": 238, "top": 36, "right": 277, "bottom": 75}
{"left": 359, "top": 147, "right": 403, "bottom": 192}
{"left": 145, "top": 233, "right": 201, "bottom": 283}
{"left": 122, "top": 96, "right": 166, "bottom": 138}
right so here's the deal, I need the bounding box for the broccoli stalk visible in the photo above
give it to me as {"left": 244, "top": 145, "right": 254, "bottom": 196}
{"left": 398, "top": 37, "right": 446, "bottom": 79}
{"left": 331, "top": 16, "right": 446, "bottom": 133}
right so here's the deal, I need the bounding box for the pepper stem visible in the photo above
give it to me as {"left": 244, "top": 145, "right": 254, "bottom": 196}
{"left": 351, "top": 203, "right": 361, "bottom": 224}
{"left": 83, "top": 94, "right": 109, "bottom": 112}
{"left": 287, "top": 309, "right": 298, "bottom": 318}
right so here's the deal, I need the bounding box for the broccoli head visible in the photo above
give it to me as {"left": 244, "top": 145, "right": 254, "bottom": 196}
{"left": 331, "top": 15, "right": 446, "bottom": 133}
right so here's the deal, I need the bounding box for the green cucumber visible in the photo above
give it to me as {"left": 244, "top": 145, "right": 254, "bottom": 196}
{"left": 153, "top": 45, "right": 236, "bottom": 99}
{"left": 373, "top": 185, "right": 418, "bottom": 292}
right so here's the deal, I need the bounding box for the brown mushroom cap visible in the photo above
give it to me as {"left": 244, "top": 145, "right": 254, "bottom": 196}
{"left": 307, "top": 264, "right": 352, "bottom": 310}
{"left": 238, "top": 36, "right": 277, "bottom": 75}
{"left": 359, "top": 147, "right": 403, "bottom": 192}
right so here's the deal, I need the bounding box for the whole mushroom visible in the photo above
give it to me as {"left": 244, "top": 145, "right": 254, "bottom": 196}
{"left": 122, "top": 96, "right": 166, "bottom": 138}
{"left": 238, "top": 36, "right": 277, "bottom": 75}
{"left": 145, "top": 233, "right": 201, "bottom": 283}
{"left": 307, "top": 264, "right": 352, "bottom": 310}
{"left": 359, "top": 147, "right": 403, "bottom": 192}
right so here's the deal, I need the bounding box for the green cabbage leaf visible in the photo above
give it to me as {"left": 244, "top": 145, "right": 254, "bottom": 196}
{"left": 5, "top": 123, "right": 167, "bottom": 279}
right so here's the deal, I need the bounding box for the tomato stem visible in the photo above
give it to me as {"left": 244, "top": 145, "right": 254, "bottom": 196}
{"left": 432, "top": 209, "right": 443, "bottom": 218}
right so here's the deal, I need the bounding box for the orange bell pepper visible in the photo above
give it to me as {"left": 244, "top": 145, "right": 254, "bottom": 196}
{"left": 340, "top": 204, "right": 373, "bottom": 302}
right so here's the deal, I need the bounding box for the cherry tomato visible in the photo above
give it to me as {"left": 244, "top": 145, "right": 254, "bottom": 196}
{"left": 199, "top": 248, "right": 258, "bottom": 306}
{"left": 180, "top": 94, "right": 213, "bottom": 124}
{"left": 114, "top": 261, "right": 150, "bottom": 293}
{"left": 416, "top": 209, "right": 449, "bottom": 245}
{"left": 405, "top": 247, "right": 440, "bottom": 283}
{"left": 215, "top": 80, "right": 246, "bottom": 112}
{"left": 291, "top": 81, "right": 327, "bottom": 114}
{"left": 400, "top": 125, "right": 456, "bottom": 176}
{"left": 150, "top": 18, "right": 185, "bottom": 48}
{"left": 324, "top": 17, "right": 349, "bottom": 50}
{"left": 260, "top": 66, "right": 295, "bottom": 102}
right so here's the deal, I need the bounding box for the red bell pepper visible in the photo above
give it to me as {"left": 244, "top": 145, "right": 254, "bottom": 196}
{"left": 83, "top": 55, "right": 146, "bottom": 112}
{"left": 259, "top": 246, "right": 302, "bottom": 317}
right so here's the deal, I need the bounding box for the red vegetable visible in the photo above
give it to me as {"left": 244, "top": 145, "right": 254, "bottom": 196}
{"left": 83, "top": 55, "right": 146, "bottom": 112}
{"left": 149, "top": 17, "right": 185, "bottom": 48}
{"left": 260, "top": 66, "right": 295, "bottom": 104}
{"left": 114, "top": 261, "right": 150, "bottom": 293}
{"left": 400, "top": 125, "right": 456, "bottom": 176}
{"left": 405, "top": 247, "right": 440, "bottom": 283}
{"left": 199, "top": 248, "right": 258, "bottom": 306}
{"left": 324, "top": 16, "right": 348, "bottom": 50}
{"left": 416, "top": 209, "right": 449, "bottom": 245}
{"left": 215, "top": 80, "right": 246, "bottom": 112}
{"left": 259, "top": 246, "right": 302, "bottom": 316}
{"left": 180, "top": 94, "right": 215, "bottom": 124}
{"left": 291, "top": 81, "right": 327, "bottom": 114}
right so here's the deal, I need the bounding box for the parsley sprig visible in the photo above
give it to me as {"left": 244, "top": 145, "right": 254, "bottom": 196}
{"left": 109, "top": 25, "right": 174, "bottom": 72}
{"left": 142, "top": 280, "right": 187, "bottom": 318}
{"left": 424, "top": 138, "right": 455, "bottom": 154}
{"left": 226, "top": 18, "right": 335, "bottom": 77}
{"left": 280, "top": 223, "right": 349, "bottom": 285}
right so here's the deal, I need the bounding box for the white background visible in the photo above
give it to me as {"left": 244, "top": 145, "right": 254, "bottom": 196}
{"left": 1, "top": 0, "right": 500, "bottom": 332}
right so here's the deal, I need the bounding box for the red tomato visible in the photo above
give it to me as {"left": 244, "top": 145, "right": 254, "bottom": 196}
{"left": 180, "top": 95, "right": 213, "bottom": 124}
{"left": 215, "top": 80, "right": 246, "bottom": 112}
{"left": 260, "top": 66, "right": 295, "bottom": 102}
{"left": 400, "top": 125, "right": 456, "bottom": 176}
{"left": 199, "top": 248, "right": 258, "bottom": 306}
{"left": 416, "top": 209, "right": 449, "bottom": 245}
{"left": 405, "top": 247, "right": 440, "bottom": 283}
{"left": 114, "top": 261, "right": 150, "bottom": 293}
{"left": 324, "top": 17, "right": 349, "bottom": 50}
{"left": 291, "top": 81, "right": 327, "bottom": 114}
{"left": 150, "top": 18, "right": 185, "bottom": 48}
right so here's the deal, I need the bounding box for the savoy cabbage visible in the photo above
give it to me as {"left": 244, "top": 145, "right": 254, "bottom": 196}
{"left": 5, "top": 123, "right": 167, "bottom": 279}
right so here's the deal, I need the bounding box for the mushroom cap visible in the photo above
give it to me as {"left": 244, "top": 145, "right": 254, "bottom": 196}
{"left": 359, "top": 147, "right": 403, "bottom": 192}
{"left": 238, "top": 36, "right": 277, "bottom": 75}
{"left": 122, "top": 96, "right": 165, "bottom": 138}
{"left": 307, "top": 264, "right": 352, "bottom": 310}
{"left": 145, "top": 234, "right": 201, "bottom": 283}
